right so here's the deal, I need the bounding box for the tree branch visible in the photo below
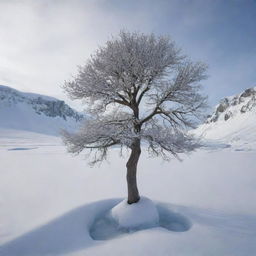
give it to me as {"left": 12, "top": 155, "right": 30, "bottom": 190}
{"left": 137, "top": 85, "right": 150, "bottom": 105}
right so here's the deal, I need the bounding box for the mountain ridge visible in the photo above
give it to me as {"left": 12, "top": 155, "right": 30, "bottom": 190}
{"left": 0, "top": 85, "right": 83, "bottom": 135}
{"left": 194, "top": 86, "right": 256, "bottom": 151}
{"left": 206, "top": 87, "right": 256, "bottom": 123}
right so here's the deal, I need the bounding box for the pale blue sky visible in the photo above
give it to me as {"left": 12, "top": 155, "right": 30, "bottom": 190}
{"left": 0, "top": 0, "right": 255, "bottom": 109}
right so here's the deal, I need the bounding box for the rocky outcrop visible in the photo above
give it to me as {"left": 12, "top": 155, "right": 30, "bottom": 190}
{"left": 206, "top": 86, "right": 256, "bottom": 123}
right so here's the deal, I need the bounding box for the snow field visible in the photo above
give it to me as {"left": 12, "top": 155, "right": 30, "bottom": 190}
{"left": 0, "top": 129, "right": 256, "bottom": 255}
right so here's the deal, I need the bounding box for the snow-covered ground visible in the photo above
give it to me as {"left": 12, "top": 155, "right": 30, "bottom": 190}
{"left": 0, "top": 128, "right": 255, "bottom": 255}
{"left": 194, "top": 110, "right": 256, "bottom": 151}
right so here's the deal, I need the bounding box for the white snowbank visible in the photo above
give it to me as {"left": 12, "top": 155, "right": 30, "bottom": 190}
{"left": 110, "top": 197, "right": 159, "bottom": 230}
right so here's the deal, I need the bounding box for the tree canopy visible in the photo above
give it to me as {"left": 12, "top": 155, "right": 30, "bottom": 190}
{"left": 63, "top": 31, "right": 207, "bottom": 164}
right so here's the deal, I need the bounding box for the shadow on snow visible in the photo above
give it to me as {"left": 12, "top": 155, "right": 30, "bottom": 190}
{"left": 0, "top": 199, "right": 120, "bottom": 256}
{"left": 1, "top": 199, "right": 256, "bottom": 255}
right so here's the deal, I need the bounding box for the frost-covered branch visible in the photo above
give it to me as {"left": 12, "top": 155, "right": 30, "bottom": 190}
{"left": 62, "top": 111, "right": 139, "bottom": 163}
{"left": 141, "top": 120, "right": 200, "bottom": 160}
{"left": 140, "top": 61, "right": 207, "bottom": 128}
{"left": 64, "top": 31, "right": 181, "bottom": 113}
{"left": 63, "top": 31, "right": 208, "bottom": 164}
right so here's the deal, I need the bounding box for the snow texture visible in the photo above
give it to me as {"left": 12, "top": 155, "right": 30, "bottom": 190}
{"left": 0, "top": 128, "right": 256, "bottom": 255}
{"left": 110, "top": 197, "right": 159, "bottom": 230}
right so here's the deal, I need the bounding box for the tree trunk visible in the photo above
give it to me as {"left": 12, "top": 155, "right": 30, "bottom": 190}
{"left": 126, "top": 138, "right": 141, "bottom": 204}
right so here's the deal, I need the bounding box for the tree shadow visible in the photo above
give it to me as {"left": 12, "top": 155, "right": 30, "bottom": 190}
{"left": 157, "top": 203, "right": 192, "bottom": 232}
{"left": 173, "top": 204, "right": 256, "bottom": 235}
{"left": 1, "top": 199, "right": 256, "bottom": 255}
{"left": 90, "top": 201, "right": 256, "bottom": 241}
{"left": 90, "top": 202, "right": 192, "bottom": 241}
{"left": 0, "top": 199, "right": 120, "bottom": 256}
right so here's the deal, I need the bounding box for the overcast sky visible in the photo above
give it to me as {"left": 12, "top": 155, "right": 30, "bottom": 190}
{"left": 0, "top": 0, "right": 255, "bottom": 109}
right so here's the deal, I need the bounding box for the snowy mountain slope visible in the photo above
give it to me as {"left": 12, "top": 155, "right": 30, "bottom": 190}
{"left": 194, "top": 87, "right": 256, "bottom": 150}
{"left": 0, "top": 85, "right": 83, "bottom": 135}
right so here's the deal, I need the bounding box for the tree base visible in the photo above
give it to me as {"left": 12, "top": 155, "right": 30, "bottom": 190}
{"left": 127, "top": 196, "right": 140, "bottom": 204}
{"left": 110, "top": 197, "right": 159, "bottom": 230}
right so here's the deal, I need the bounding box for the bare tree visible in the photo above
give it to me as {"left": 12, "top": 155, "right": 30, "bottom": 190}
{"left": 62, "top": 31, "right": 207, "bottom": 204}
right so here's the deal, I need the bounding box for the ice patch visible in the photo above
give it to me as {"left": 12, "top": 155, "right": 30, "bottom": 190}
{"left": 8, "top": 147, "right": 37, "bottom": 151}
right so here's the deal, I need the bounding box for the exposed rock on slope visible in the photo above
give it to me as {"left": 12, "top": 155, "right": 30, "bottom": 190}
{"left": 194, "top": 86, "right": 256, "bottom": 150}
{"left": 0, "top": 85, "right": 83, "bottom": 135}
{"left": 206, "top": 87, "right": 256, "bottom": 123}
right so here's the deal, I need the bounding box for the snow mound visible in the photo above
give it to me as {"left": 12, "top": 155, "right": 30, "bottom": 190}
{"left": 90, "top": 199, "right": 192, "bottom": 241}
{"left": 110, "top": 197, "right": 159, "bottom": 230}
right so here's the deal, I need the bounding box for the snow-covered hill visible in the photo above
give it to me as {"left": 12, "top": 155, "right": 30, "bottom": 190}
{"left": 0, "top": 85, "right": 83, "bottom": 135}
{"left": 194, "top": 87, "right": 256, "bottom": 150}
